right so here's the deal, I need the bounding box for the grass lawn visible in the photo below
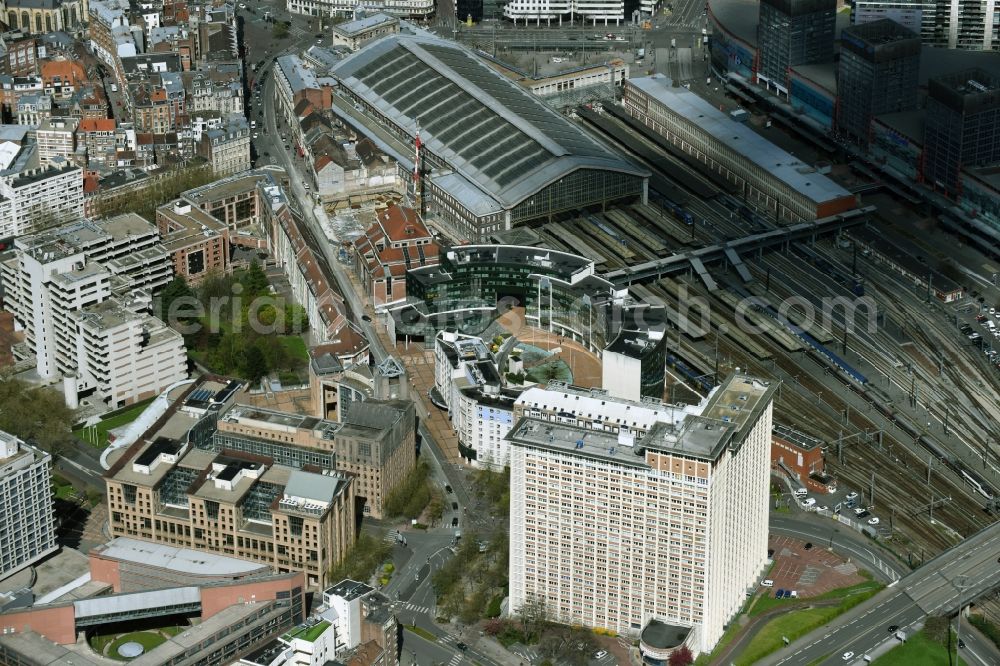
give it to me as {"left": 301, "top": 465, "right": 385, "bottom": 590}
{"left": 283, "top": 621, "right": 331, "bottom": 643}
{"left": 405, "top": 625, "right": 438, "bottom": 642}
{"left": 735, "top": 583, "right": 884, "bottom": 665}
{"left": 106, "top": 631, "right": 167, "bottom": 660}
{"left": 73, "top": 398, "right": 156, "bottom": 448}
{"left": 872, "top": 630, "right": 968, "bottom": 666}
{"left": 53, "top": 481, "right": 76, "bottom": 500}
{"left": 279, "top": 335, "right": 308, "bottom": 362}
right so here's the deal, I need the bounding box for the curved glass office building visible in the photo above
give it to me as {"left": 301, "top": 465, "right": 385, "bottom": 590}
{"left": 391, "top": 245, "right": 615, "bottom": 353}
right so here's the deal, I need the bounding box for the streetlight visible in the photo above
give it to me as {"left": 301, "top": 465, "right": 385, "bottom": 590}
{"left": 956, "top": 576, "right": 968, "bottom": 665}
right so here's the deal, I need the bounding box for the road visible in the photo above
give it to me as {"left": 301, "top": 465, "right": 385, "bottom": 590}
{"left": 250, "top": 25, "right": 511, "bottom": 665}
{"left": 763, "top": 522, "right": 1000, "bottom": 665}
{"left": 769, "top": 512, "right": 906, "bottom": 583}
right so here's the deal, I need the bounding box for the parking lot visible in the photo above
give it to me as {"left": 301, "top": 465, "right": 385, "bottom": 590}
{"left": 786, "top": 479, "right": 886, "bottom": 534}
{"left": 765, "top": 534, "right": 869, "bottom": 598}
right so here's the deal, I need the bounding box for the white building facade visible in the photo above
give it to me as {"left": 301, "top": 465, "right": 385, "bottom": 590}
{"left": 1, "top": 216, "right": 185, "bottom": 408}
{"left": 287, "top": 0, "right": 434, "bottom": 21}
{"left": 508, "top": 374, "right": 774, "bottom": 656}
{"left": 852, "top": 0, "right": 1000, "bottom": 51}
{"left": 0, "top": 163, "right": 84, "bottom": 237}
{"left": 0, "top": 431, "right": 58, "bottom": 579}
{"left": 503, "top": 0, "right": 625, "bottom": 25}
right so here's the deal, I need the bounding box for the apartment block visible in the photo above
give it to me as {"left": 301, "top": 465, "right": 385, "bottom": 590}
{"left": 196, "top": 114, "right": 251, "bottom": 176}
{"left": 36, "top": 117, "right": 80, "bottom": 164}
{"left": 433, "top": 330, "right": 521, "bottom": 468}
{"left": 352, "top": 205, "right": 439, "bottom": 309}
{"left": 106, "top": 438, "right": 356, "bottom": 589}
{"left": 321, "top": 580, "right": 398, "bottom": 664}
{"left": 503, "top": 0, "right": 626, "bottom": 24}
{"left": 0, "top": 162, "right": 83, "bottom": 238}
{"left": 1, "top": 215, "right": 182, "bottom": 407}
{"left": 73, "top": 299, "right": 188, "bottom": 408}
{"left": 508, "top": 374, "right": 775, "bottom": 656}
{"left": 156, "top": 200, "right": 231, "bottom": 284}
{"left": 206, "top": 399, "right": 416, "bottom": 519}
{"left": 0, "top": 431, "right": 58, "bottom": 579}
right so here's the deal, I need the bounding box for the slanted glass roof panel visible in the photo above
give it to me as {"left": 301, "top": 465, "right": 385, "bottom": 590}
{"left": 333, "top": 34, "right": 646, "bottom": 210}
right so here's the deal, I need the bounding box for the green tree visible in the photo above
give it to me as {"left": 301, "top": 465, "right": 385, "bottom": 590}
{"left": 157, "top": 276, "right": 196, "bottom": 323}
{"left": 273, "top": 22, "right": 289, "bottom": 39}
{"left": 328, "top": 532, "right": 394, "bottom": 584}
{"left": 427, "top": 489, "right": 445, "bottom": 526}
{"left": 517, "top": 592, "right": 548, "bottom": 643}
{"left": 241, "top": 261, "right": 270, "bottom": 299}
{"left": 257, "top": 336, "right": 290, "bottom": 371}
{"left": 283, "top": 303, "right": 309, "bottom": 333}
{"left": 0, "top": 378, "right": 75, "bottom": 459}
{"left": 242, "top": 345, "right": 269, "bottom": 384}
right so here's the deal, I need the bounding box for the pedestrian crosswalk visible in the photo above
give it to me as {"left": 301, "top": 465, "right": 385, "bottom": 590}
{"left": 400, "top": 602, "right": 433, "bottom": 613}
{"left": 446, "top": 654, "right": 464, "bottom": 666}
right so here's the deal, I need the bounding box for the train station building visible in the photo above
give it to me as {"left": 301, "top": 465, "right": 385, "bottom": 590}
{"left": 623, "top": 75, "right": 857, "bottom": 222}
{"left": 330, "top": 33, "right": 648, "bottom": 242}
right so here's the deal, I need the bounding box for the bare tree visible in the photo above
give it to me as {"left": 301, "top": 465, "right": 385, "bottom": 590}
{"left": 517, "top": 592, "right": 549, "bottom": 643}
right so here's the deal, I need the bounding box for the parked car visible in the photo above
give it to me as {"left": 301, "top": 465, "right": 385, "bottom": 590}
{"left": 868, "top": 517, "right": 880, "bottom": 525}
{"left": 761, "top": 579, "right": 774, "bottom": 587}
{"left": 846, "top": 491, "right": 859, "bottom": 501}
{"left": 594, "top": 650, "right": 608, "bottom": 659}
{"left": 802, "top": 498, "right": 816, "bottom": 508}
{"left": 842, "top": 651, "right": 854, "bottom": 661}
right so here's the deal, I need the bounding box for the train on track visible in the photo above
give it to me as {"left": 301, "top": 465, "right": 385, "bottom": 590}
{"left": 826, "top": 367, "right": 997, "bottom": 501}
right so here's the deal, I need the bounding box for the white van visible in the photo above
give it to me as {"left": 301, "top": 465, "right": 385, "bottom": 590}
{"left": 794, "top": 488, "right": 808, "bottom": 497}
{"left": 988, "top": 320, "right": 996, "bottom": 331}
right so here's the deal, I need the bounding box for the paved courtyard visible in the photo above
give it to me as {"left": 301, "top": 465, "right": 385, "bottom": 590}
{"left": 766, "top": 533, "right": 868, "bottom": 597}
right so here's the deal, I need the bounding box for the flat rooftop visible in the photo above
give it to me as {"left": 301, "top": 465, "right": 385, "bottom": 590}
{"left": 708, "top": 0, "right": 760, "bottom": 47}
{"left": 773, "top": 423, "right": 824, "bottom": 451}
{"left": 93, "top": 537, "right": 268, "bottom": 576}
{"left": 516, "top": 383, "right": 702, "bottom": 431}
{"left": 334, "top": 12, "right": 397, "bottom": 37}
{"left": 219, "top": 403, "right": 340, "bottom": 438}
{"left": 509, "top": 374, "right": 774, "bottom": 463}
{"left": 629, "top": 75, "right": 852, "bottom": 205}
{"left": 605, "top": 329, "right": 662, "bottom": 359}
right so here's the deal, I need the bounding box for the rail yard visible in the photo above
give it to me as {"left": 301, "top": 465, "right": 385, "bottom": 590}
{"left": 518, "top": 103, "right": 1000, "bottom": 562}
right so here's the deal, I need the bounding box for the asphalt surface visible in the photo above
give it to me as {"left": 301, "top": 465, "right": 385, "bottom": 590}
{"left": 769, "top": 512, "right": 907, "bottom": 583}
{"left": 764, "top": 521, "right": 1000, "bottom": 665}
{"left": 247, "top": 16, "right": 513, "bottom": 664}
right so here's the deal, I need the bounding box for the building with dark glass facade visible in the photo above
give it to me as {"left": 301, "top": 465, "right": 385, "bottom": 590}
{"left": 837, "top": 19, "right": 921, "bottom": 146}
{"left": 924, "top": 68, "right": 1000, "bottom": 197}
{"left": 455, "top": 0, "right": 484, "bottom": 22}
{"left": 756, "top": 0, "right": 836, "bottom": 95}
{"left": 398, "top": 245, "right": 615, "bottom": 352}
